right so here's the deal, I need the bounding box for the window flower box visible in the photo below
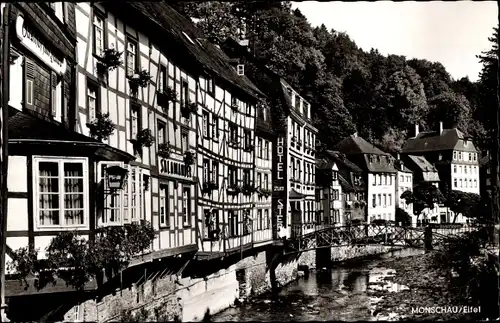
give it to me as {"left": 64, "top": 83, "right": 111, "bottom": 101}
{"left": 157, "top": 142, "right": 171, "bottom": 158}
{"left": 181, "top": 101, "right": 197, "bottom": 119}
{"left": 127, "top": 69, "right": 151, "bottom": 97}
{"left": 86, "top": 112, "right": 117, "bottom": 142}
{"left": 96, "top": 48, "right": 123, "bottom": 74}
{"left": 184, "top": 150, "right": 195, "bottom": 166}
{"left": 157, "top": 86, "right": 178, "bottom": 110}
{"left": 242, "top": 183, "right": 255, "bottom": 196}
{"left": 244, "top": 144, "right": 255, "bottom": 152}
{"left": 130, "top": 128, "right": 155, "bottom": 149}
{"left": 227, "top": 184, "right": 242, "bottom": 196}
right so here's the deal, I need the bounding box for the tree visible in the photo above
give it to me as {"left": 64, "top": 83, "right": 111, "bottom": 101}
{"left": 444, "top": 190, "right": 482, "bottom": 223}
{"left": 395, "top": 207, "right": 412, "bottom": 226}
{"left": 400, "top": 182, "right": 446, "bottom": 222}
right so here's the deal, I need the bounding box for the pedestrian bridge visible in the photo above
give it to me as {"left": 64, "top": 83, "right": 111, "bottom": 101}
{"left": 283, "top": 223, "right": 486, "bottom": 255}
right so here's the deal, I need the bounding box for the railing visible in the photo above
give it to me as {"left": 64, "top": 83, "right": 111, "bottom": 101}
{"left": 284, "top": 222, "right": 486, "bottom": 254}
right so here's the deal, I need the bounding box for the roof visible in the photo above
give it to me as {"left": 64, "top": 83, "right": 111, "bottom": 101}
{"left": 316, "top": 158, "right": 336, "bottom": 170}
{"left": 407, "top": 155, "right": 437, "bottom": 173}
{"left": 402, "top": 128, "right": 478, "bottom": 153}
{"left": 324, "top": 150, "right": 363, "bottom": 173}
{"left": 335, "top": 134, "right": 389, "bottom": 155}
{"left": 394, "top": 159, "right": 413, "bottom": 173}
{"left": 8, "top": 107, "right": 135, "bottom": 161}
{"left": 338, "top": 174, "right": 354, "bottom": 192}
{"left": 289, "top": 189, "right": 306, "bottom": 200}
{"left": 124, "top": 2, "right": 264, "bottom": 101}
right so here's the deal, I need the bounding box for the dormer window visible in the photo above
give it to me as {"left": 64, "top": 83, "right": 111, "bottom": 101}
{"left": 438, "top": 154, "right": 442, "bottom": 161}
{"left": 237, "top": 64, "right": 244, "bottom": 76}
{"left": 464, "top": 140, "right": 468, "bottom": 147}
{"left": 287, "top": 87, "right": 293, "bottom": 98}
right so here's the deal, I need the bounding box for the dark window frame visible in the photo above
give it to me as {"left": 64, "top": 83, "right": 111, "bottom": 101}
{"left": 130, "top": 102, "right": 142, "bottom": 139}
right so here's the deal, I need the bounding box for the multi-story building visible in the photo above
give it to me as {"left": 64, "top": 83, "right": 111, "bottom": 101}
{"left": 74, "top": 2, "right": 205, "bottom": 266}
{"left": 323, "top": 151, "right": 367, "bottom": 223}
{"left": 403, "top": 155, "right": 442, "bottom": 225}
{"left": 315, "top": 157, "right": 343, "bottom": 226}
{"left": 222, "top": 38, "right": 318, "bottom": 240}
{"left": 479, "top": 152, "right": 492, "bottom": 197}
{"left": 335, "top": 133, "right": 397, "bottom": 223}
{"left": 394, "top": 154, "right": 413, "bottom": 217}
{"left": 402, "top": 122, "right": 480, "bottom": 224}
{"left": 194, "top": 41, "right": 272, "bottom": 258}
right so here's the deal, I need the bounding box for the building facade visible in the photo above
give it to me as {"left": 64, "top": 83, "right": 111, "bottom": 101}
{"left": 74, "top": 2, "right": 203, "bottom": 262}
{"left": 335, "top": 134, "right": 397, "bottom": 223}
{"left": 394, "top": 155, "right": 413, "bottom": 218}
{"left": 315, "top": 158, "right": 343, "bottom": 226}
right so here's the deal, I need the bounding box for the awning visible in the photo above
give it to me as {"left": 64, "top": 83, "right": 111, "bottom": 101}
{"left": 8, "top": 106, "right": 135, "bottom": 162}
{"left": 289, "top": 188, "right": 306, "bottom": 201}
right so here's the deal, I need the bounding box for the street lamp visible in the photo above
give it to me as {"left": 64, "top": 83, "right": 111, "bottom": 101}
{"left": 106, "top": 165, "right": 128, "bottom": 190}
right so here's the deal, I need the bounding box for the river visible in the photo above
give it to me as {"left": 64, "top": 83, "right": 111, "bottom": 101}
{"left": 212, "top": 248, "right": 426, "bottom": 322}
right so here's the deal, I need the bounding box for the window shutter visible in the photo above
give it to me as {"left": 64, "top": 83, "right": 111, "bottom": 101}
{"left": 24, "top": 58, "right": 35, "bottom": 108}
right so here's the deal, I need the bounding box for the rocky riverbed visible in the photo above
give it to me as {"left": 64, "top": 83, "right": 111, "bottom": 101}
{"left": 369, "top": 251, "right": 482, "bottom": 321}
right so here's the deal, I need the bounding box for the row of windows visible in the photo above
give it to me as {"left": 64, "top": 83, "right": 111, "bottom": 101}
{"left": 453, "top": 165, "right": 478, "bottom": 175}
{"left": 371, "top": 193, "right": 393, "bottom": 208}
{"left": 290, "top": 157, "right": 316, "bottom": 183}
{"left": 157, "top": 121, "right": 189, "bottom": 153}
{"left": 453, "top": 151, "right": 478, "bottom": 162}
{"left": 453, "top": 178, "right": 478, "bottom": 189}
{"left": 203, "top": 209, "right": 270, "bottom": 239}
{"left": 286, "top": 87, "right": 311, "bottom": 119}
{"left": 399, "top": 174, "right": 411, "bottom": 183}
{"left": 256, "top": 137, "right": 271, "bottom": 160}
{"left": 290, "top": 120, "right": 315, "bottom": 154}
{"left": 372, "top": 174, "right": 394, "bottom": 186}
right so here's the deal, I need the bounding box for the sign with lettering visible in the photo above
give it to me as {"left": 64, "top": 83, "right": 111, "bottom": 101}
{"left": 16, "top": 15, "right": 67, "bottom": 75}
{"left": 272, "top": 135, "right": 288, "bottom": 238}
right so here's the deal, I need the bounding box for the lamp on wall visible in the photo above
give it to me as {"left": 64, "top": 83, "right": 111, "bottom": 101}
{"left": 106, "top": 165, "right": 129, "bottom": 190}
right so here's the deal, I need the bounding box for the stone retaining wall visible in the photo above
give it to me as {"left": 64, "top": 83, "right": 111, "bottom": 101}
{"left": 62, "top": 244, "right": 403, "bottom": 322}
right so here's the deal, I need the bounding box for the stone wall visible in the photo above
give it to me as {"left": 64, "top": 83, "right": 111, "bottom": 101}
{"left": 330, "top": 245, "right": 398, "bottom": 262}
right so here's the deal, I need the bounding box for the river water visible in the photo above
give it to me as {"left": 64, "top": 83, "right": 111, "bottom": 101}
{"left": 213, "top": 248, "right": 425, "bottom": 322}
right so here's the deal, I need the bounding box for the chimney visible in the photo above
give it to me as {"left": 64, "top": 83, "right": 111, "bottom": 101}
{"left": 397, "top": 153, "right": 401, "bottom": 160}
{"left": 439, "top": 121, "right": 443, "bottom": 135}
{"left": 415, "top": 124, "right": 419, "bottom": 137}
{"left": 353, "top": 132, "right": 358, "bottom": 138}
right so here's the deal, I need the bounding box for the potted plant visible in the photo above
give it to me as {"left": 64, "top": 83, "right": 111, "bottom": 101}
{"left": 202, "top": 181, "right": 218, "bottom": 195}
{"left": 242, "top": 183, "right": 255, "bottom": 196}
{"left": 86, "top": 112, "right": 117, "bottom": 142}
{"left": 181, "top": 101, "right": 198, "bottom": 119}
{"left": 127, "top": 69, "right": 152, "bottom": 97}
{"left": 184, "top": 150, "right": 195, "bottom": 166}
{"left": 157, "top": 86, "right": 178, "bottom": 110}
{"left": 96, "top": 48, "right": 123, "bottom": 75}
{"left": 131, "top": 129, "right": 155, "bottom": 150}
{"left": 157, "top": 142, "right": 171, "bottom": 158}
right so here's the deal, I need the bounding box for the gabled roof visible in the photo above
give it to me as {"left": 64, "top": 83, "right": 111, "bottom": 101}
{"left": 325, "top": 150, "right": 363, "bottom": 173}
{"left": 124, "top": 2, "right": 264, "bottom": 101}
{"left": 316, "top": 158, "right": 336, "bottom": 170}
{"left": 394, "top": 159, "right": 413, "bottom": 173}
{"left": 338, "top": 174, "right": 354, "bottom": 192}
{"left": 335, "top": 134, "right": 388, "bottom": 155}
{"left": 407, "top": 155, "right": 437, "bottom": 173}
{"left": 402, "top": 128, "right": 477, "bottom": 153}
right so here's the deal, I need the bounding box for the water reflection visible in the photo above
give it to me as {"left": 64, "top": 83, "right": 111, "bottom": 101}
{"left": 212, "top": 248, "right": 424, "bottom": 322}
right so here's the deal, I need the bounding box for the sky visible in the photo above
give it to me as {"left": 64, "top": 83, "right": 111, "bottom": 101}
{"left": 292, "top": 1, "right": 497, "bottom": 82}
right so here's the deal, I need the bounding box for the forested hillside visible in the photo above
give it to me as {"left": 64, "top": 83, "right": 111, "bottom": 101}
{"left": 170, "top": 1, "right": 498, "bottom": 153}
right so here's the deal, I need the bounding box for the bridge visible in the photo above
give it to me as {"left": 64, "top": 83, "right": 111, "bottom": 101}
{"left": 282, "top": 223, "right": 487, "bottom": 255}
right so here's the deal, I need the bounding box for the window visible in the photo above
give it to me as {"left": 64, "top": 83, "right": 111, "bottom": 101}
{"left": 159, "top": 185, "right": 168, "bottom": 227}
{"left": 465, "top": 179, "right": 468, "bottom": 188}
{"left": 263, "top": 174, "right": 269, "bottom": 190}
{"left": 453, "top": 151, "right": 457, "bottom": 160}
{"left": 388, "top": 194, "right": 392, "bottom": 206}
{"left": 458, "top": 152, "right": 462, "bottom": 160}
{"left": 87, "top": 81, "right": 98, "bottom": 122}
{"left": 51, "top": 72, "right": 58, "bottom": 118}
{"left": 229, "top": 211, "right": 238, "bottom": 237}
{"left": 378, "top": 194, "right": 381, "bottom": 206}
{"left": 244, "top": 129, "right": 251, "bottom": 150}
{"left": 181, "top": 131, "right": 188, "bottom": 153}
{"left": 204, "top": 209, "right": 219, "bottom": 239}
{"left": 459, "top": 179, "right": 463, "bottom": 188}
{"left": 206, "top": 77, "right": 215, "bottom": 95}
{"left": 228, "top": 166, "right": 238, "bottom": 186}
{"left": 49, "top": 3, "right": 65, "bottom": 22}
{"left": 237, "top": 64, "right": 244, "bottom": 76}
{"left": 453, "top": 165, "right": 457, "bottom": 173}
{"left": 264, "top": 141, "right": 269, "bottom": 160}
{"left": 257, "top": 209, "right": 263, "bottom": 230}
{"left": 126, "top": 37, "right": 138, "bottom": 76}
{"left": 257, "top": 138, "right": 262, "bottom": 158}
{"left": 130, "top": 167, "right": 143, "bottom": 222}
{"left": 35, "top": 158, "right": 88, "bottom": 227}
{"left": 474, "top": 179, "right": 477, "bottom": 188}
{"left": 182, "top": 187, "right": 190, "bottom": 225}
{"left": 229, "top": 123, "right": 238, "bottom": 142}
{"left": 157, "top": 121, "right": 166, "bottom": 144}
{"left": 212, "top": 116, "right": 219, "bottom": 139}
{"left": 372, "top": 194, "right": 376, "bottom": 207}
{"left": 465, "top": 166, "right": 468, "bottom": 174}
{"left": 158, "top": 65, "right": 167, "bottom": 94}
{"left": 203, "top": 111, "right": 209, "bottom": 138}
{"left": 454, "top": 178, "right": 457, "bottom": 188}
{"left": 130, "top": 103, "right": 140, "bottom": 139}
{"left": 257, "top": 173, "right": 262, "bottom": 189}
{"left": 243, "top": 169, "right": 251, "bottom": 185}
{"left": 211, "top": 162, "right": 218, "bottom": 182}
{"left": 203, "top": 159, "right": 210, "bottom": 182}
{"left": 373, "top": 174, "right": 376, "bottom": 186}
{"left": 93, "top": 13, "right": 105, "bottom": 56}
{"left": 384, "top": 174, "right": 388, "bottom": 185}
{"left": 383, "top": 194, "right": 387, "bottom": 206}
{"left": 181, "top": 80, "right": 189, "bottom": 106}
{"left": 25, "top": 58, "right": 35, "bottom": 107}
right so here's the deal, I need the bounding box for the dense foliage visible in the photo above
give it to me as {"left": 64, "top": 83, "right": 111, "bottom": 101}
{"left": 170, "top": 1, "right": 498, "bottom": 152}
{"left": 7, "top": 221, "right": 155, "bottom": 291}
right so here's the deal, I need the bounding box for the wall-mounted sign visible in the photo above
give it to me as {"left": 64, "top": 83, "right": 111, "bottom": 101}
{"left": 273, "top": 135, "right": 288, "bottom": 237}
{"left": 16, "top": 15, "right": 67, "bottom": 75}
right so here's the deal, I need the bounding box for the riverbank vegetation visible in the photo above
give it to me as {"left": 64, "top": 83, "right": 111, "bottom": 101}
{"left": 373, "top": 227, "right": 499, "bottom": 320}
